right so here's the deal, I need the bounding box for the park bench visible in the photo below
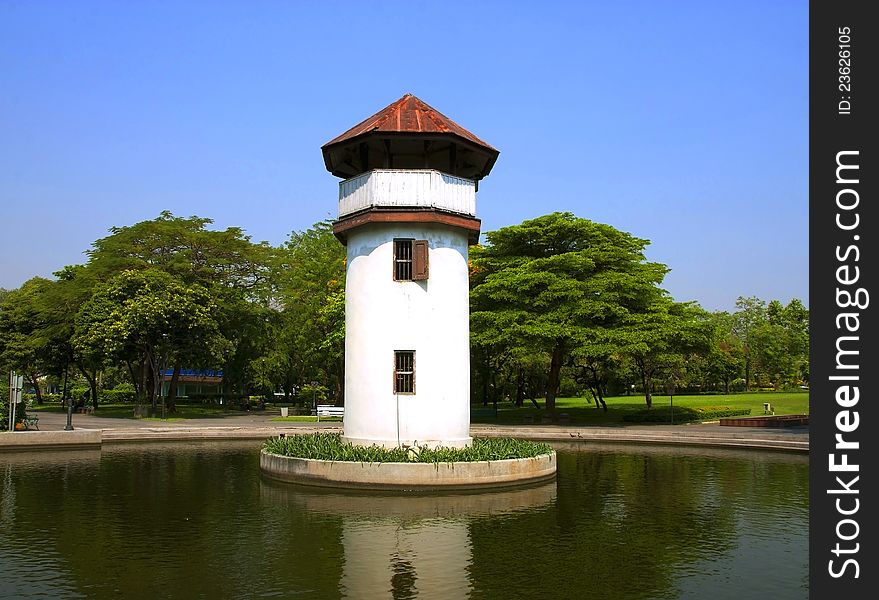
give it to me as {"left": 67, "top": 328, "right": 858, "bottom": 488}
{"left": 78, "top": 405, "right": 95, "bottom": 415}
{"left": 23, "top": 415, "right": 39, "bottom": 430}
{"left": 316, "top": 405, "right": 344, "bottom": 419}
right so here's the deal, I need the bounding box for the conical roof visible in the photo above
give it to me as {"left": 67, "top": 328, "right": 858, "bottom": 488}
{"left": 323, "top": 93, "right": 497, "bottom": 151}
{"left": 321, "top": 94, "right": 499, "bottom": 180}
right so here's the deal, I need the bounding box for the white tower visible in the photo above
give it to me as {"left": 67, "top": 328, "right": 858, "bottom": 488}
{"left": 323, "top": 94, "right": 499, "bottom": 449}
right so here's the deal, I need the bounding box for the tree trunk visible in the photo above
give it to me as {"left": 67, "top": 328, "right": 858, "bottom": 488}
{"left": 595, "top": 384, "right": 607, "bottom": 411}
{"left": 588, "top": 386, "right": 600, "bottom": 408}
{"left": 77, "top": 365, "right": 99, "bottom": 410}
{"left": 545, "top": 343, "right": 565, "bottom": 413}
{"left": 641, "top": 370, "right": 652, "bottom": 408}
{"left": 166, "top": 363, "right": 181, "bottom": 413}
{"left": 587, "top": 365, "right": 608, "bottom": 411}
{"left": 25, "top": 372, "right": 43, "bottom": 404}
{"left": 125, "top": 360, "right": 140, "bottom": 398}
{"left": 744, "top": 356, "right": 751, "bottom": 391}
{"left": 515, "top": 367, "right": 524, "bottom": 407}
{"left": 337, "top": 355, "right": 345, "bottom": 404}
{"left": 145, "top": 353, "right": 158, "bottom": 413}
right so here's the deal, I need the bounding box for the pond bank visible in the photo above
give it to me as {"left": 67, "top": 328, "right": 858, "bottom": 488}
{"left": 1, "top": 411, "right": 808, "bottom": 453}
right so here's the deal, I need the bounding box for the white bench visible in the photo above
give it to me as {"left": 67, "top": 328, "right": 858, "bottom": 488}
{"left": 316, "top": 405, "right": 344, "bottom": 418}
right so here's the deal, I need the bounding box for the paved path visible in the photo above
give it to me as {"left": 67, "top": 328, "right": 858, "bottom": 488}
{"left": 7, "top": 410, "right": 808, "bottom": 453}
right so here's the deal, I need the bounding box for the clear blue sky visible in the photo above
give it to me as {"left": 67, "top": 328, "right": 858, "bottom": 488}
{"left": 0, "top": 1, "right": 807, "bottom": 312}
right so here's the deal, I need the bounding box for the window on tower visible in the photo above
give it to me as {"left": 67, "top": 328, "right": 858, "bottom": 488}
{"left": 394, "top": 351, "right": 415, "bottom": 394}
{"left": 393, "top": 239, "right": 429, "bottom": 281}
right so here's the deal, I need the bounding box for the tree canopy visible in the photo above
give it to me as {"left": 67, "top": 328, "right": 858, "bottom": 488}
{"left": 471, "top": 212, "right": 671, "bottom": 411}
{"left": 1, "top": 210, "right": 807, "bottom": 415}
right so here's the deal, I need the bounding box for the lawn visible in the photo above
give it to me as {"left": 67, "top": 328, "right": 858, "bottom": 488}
{"left": 471, "top": 391, "right": 809, "bottom": 426}
{"left": 28, "top": 402, "right": 256, "bottom": 420}
{"left": 271, "top": 415, "right": 343, "bottom": 423}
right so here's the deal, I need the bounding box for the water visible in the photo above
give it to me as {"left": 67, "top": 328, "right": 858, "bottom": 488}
{"left": 0, "top": 441, "right": 808, "bottom": 599}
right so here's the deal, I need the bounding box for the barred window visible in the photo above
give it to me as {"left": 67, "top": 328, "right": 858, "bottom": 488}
{"left": 394, "top": 351, "right": 415, "bottom": 394}
{"left": 394, "top": 239, "right": 429, "bottom": 281}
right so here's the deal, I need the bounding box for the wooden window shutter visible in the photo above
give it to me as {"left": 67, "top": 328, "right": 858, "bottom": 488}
{"left": 412, "top": 240, "right": 429, "bottom": 280}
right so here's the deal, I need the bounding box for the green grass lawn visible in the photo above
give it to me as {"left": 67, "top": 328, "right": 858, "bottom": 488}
{"left": 28, "top": 402, "right": 256, "bottom": 420}
{"left": 471, "top": 391, "right": 809, "bottom": 426}
{"left": 271, "top": 415, "right": 343, "bottom": 423}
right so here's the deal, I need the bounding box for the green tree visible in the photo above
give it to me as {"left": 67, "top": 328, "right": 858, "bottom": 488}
{"left": 82, "top": 211, "right": 274, "bottom": 404}
{"left": 470, "top": 212, "right": 669, "bottom": 413}
{"left": 0, "top": 277, "right": 51, "bottom": 403}
{"left": 86, "top": 211, "right": 272, "bottom": 294}
{"left": 699, "top": 310, "right": 744, "bottom": 393}
{"left": 731, "top": 296, "right": 767, "bottom": 391}
{"left": 620, "top": 299, "right": 712, "bottom": 407}
{"left": 750, "top": 299, "right": 810, "bottom": 389}
{"left": 73, "top": 269, "right": 227, "bottom": 412}
{"left": 272, "top": 221, "right": 346, "bottom": 404}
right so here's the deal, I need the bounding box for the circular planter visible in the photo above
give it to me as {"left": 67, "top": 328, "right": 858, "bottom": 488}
{"left": 259, "top": 449, "right": 557, "bottom": 490}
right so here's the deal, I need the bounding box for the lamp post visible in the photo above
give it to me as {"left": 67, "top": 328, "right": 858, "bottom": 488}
{"left": 64, "top": 395, "right": 74, "bottom": 430}
{"left": 666, "top": 380, "right": 676, "bottom": 425}
{"left": 160, "top": 333, "right": 169, "bottom": 420}
{"left": 311, "top": 380, "right": 319, "bottom": 422}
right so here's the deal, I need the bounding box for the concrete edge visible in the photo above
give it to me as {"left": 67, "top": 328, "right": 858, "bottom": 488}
{"left": 475, "top": 429, "right": 808, "bottom": 453}
{"left": 259, "top": 449, "right": 558, "bottom": 490}
{"left": 0, "top": 429, "right": 102, "bottom": 451}
{"left": 99, "top": 426, "right": 343, "bottom": 444}
{"left": 3, "top": 425, "right": 807, "bottom": 454}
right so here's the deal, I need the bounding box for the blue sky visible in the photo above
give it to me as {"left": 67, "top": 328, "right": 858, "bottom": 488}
{"left": 0, "top": 1, "right": 807, "bottom": 311}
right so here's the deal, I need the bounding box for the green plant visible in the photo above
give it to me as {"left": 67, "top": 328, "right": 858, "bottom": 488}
{"left": 622, "top": 406, "right": 751, "bottom": 423}
{"left": 100, "top": 389, "right": 138, "bottom": 403}
{"left": 263, "top": 433, "right": 552, "bottom": 463}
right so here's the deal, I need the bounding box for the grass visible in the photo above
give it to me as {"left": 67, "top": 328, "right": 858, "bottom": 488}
{"left": 28, "top": 402, "right": 255, "bottom": 420}
{"left": 471, "top": 391, "right": 809, "bottom": 426}
{"left": 271, "top": 416, "right": 343, "bottom": 423}
{"left": 26, "top": 390, "right": 808, "bottom": 428}
{"left": 263, "top": 432, "right": 552, "bottom": 463}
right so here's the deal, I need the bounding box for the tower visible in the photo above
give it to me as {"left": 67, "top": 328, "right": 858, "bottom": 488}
{"left": 323, "top": 94, "right": 499, "bottom": 449}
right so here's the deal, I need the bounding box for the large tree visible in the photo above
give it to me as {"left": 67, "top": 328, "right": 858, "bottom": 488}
{"left": 0, "top": 277, "right": 52, "bottom": 403}
{"left": 86, "top": 211, "right": 272, "bottom": 293}
{"left": 73, "top": 269, "right": 227, "bottom": 412}
{"left": 620, "top": 299, "right": 713, "bottom": 407}
{"left": 272, "top": 221, "right": 346, "bottom": 403}
{"left": 731, "top": 296, "right": 767, "bottom": 391}
{"left": 82, "top": 211, "right": 274, "bottom": 403}
{"left": 470, "top": 212, "right": 669, "bottom": 413}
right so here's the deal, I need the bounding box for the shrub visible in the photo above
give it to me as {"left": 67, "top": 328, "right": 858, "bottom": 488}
{"left": 100, "top": 389, "right": 138, "bottom": 404}
{"left": 263, "top": 433, "right": 552, "bottom": 463}
{"left": 622, "top": 406, "right": 751, "bottom": 424}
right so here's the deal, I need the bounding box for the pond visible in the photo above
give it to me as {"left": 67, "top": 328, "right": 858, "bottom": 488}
{"left": 0, "top": 441, "right": 807, "bottom": 599}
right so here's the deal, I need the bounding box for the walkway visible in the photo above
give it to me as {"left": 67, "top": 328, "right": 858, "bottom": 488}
{"left": 2, "top": 410, "right": 808, "bottom": 453}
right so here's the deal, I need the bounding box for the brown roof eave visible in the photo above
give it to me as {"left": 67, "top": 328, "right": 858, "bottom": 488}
{"left": 322, "top": 132, "right": 500, "bottom": 179}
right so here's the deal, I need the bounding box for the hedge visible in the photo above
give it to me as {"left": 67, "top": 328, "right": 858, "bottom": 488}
{"left": 622, "top": 406, "right": 751, "bottom": 423}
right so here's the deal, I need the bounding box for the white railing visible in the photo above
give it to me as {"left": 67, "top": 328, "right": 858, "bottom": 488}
{"left": 339, "top": 169, "right": 476, "bottom": 218}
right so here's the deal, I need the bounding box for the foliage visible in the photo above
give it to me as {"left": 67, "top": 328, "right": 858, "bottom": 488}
{"left": 2, "top": 209, "right": 808, "bottom": 416}
{"left": 471, "top": 212, "right": 669, "bottom": 412}
{"left": 618, "top": 299, "right": 713, "bottom": 407}
{"left": 85, "top": 211, "right": 272, "bottom": 294}
{"left": 622, "top": 406, "right": 751, "bottom": 423}
{"left": 470, "top": 392, "right": 805, "bottom": 426}
{"left": 100, "top": 388, "right": 139, "bottom": 403}
{"left": 73, "top": 269, "right": 226, "bottom": 408}
{"left": 263, "top": 433, "right": 552, "bottom": 463}
{"left": 270, "top": 221, "right": 346, "bottom": 402}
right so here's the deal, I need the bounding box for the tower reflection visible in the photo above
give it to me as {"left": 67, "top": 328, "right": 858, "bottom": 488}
{"left": 260, "top": 480, "right": 556, "bottom": 598}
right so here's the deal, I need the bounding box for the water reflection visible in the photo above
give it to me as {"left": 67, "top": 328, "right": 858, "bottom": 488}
{"left": 0, "top": 442, "right": 807, "bottom": 599}
{"left": 260, "top": 480, "right": 556, "bottom": 598}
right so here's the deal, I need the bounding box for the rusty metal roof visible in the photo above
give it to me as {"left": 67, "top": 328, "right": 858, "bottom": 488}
{"left": 322, "top": 93, "right": 497, "bottom": 152}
